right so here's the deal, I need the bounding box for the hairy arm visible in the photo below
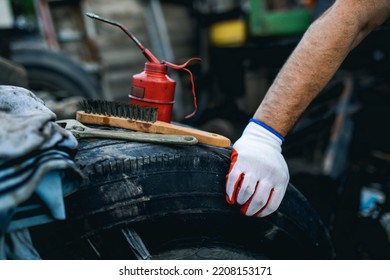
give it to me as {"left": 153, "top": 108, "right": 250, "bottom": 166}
{"left": 254, "top": 0, "right": 390, "bottom": 136}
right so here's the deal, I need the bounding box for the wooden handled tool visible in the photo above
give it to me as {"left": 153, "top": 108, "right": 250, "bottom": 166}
{"left": 76, "top": 111, "right": 231, "bottom": 148}
{"left": 57, "top": 119, "right": 198, "bottom": 145}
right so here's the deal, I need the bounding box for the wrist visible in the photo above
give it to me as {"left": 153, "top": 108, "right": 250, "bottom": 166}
{"left": 249, "top": 118, "right": 285, "bottom": 142}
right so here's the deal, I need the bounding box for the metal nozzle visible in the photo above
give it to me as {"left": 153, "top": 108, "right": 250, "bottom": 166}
{"left": 86, "top": 12, "right": 159, "bottom": 63}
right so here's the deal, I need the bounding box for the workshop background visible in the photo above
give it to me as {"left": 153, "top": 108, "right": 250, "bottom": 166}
{"left": 1, "top": 0, "right": 390, "bottom": 259}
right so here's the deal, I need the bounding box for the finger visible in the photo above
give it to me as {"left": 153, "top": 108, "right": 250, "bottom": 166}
{"left": 228, "top": 148, "right": 239, "bottom": 173}
{"left": 254, "top": 188, "right": 275, "bottom": 217}
{"left": 225, "top": 170, "right": 244, "bottom": 204}
{"left": 225, "top": 148, "right": 241, "bottom": 204}
{"left": 256, "top": 183, "right": 288, "bottom": 217}
{"left": 239, "top": 182, "right": 258, "bottom": 215}
{"left": 236, "top": 174, "right": 258, "bottom": 205}
{"left": 241, "top": 181, "right": 274, "bottom": 216}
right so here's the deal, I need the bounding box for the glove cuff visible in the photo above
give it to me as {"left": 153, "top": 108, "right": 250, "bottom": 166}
{"left": 249, "top": 118, "right": 285, "bottom": 142}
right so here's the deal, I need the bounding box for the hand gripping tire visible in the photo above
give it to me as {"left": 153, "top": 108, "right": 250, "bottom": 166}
{"left": 31, "top": 138, "right": 335, "bottom": 259}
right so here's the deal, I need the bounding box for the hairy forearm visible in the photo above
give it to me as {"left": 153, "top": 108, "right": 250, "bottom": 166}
{"left": 254, "top": 0, "right": 390, "bottom": 136}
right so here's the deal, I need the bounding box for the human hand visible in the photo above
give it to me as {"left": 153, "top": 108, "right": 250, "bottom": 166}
{"left": 225, "top": 119, "right": 289, "bottom": 217}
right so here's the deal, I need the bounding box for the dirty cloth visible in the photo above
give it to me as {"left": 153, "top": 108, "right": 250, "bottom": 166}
{"left": 0, "top": 85, "right": 78, "bottom": 159}
{"left": 0, "top": 85, "right": 82, "bottom": 259}
{"left": 0, "top": 229, "right": 41, "bottom": 260}
{"left": 1, "top": 152, "right": 80, "bottom": 230}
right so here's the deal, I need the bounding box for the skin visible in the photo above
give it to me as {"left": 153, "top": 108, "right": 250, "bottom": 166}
{"left": 254, "top": 0, "right": 390, "bottom": 136}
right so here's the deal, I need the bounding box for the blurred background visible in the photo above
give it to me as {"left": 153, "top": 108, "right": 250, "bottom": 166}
{"left": 1, "top": 0, "right": 319, "bottom": 134}
{"left": 1, "top": 0, "right": 390, "bottom": 259}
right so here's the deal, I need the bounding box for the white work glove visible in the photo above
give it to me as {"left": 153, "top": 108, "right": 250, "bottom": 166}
{"left": 225, "top": 119, "right": 289, "bottom": 217}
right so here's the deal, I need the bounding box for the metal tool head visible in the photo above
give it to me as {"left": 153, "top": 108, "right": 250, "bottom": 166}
{"left": 56, "top": 119, "right": 86, "bottom": 131}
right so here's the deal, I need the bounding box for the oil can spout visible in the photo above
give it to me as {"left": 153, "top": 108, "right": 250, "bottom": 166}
{"left": 86, "top": 12, "right": 200, "bottom": 121}
{"left": 86, "top": 12, "right": 160, "bottom": 63}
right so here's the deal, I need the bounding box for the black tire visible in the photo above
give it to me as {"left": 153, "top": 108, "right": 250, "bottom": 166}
{"left": 31, "top": 138, "right": 335, "bottom": 260}
{"left": 10, "top": 48, "right": 101, "bottom": 100}
{"left": 0, "top": 57, "right": 28, "bottom": 87}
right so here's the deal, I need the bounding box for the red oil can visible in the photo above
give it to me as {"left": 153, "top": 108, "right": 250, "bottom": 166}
{"left": 130, "top": 62, "right": 176, "bottom": 123}
{"left": 86, "top": 13, "right": 199, "bottom": 123}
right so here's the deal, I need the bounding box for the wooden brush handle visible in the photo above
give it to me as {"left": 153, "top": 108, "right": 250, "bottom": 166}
{"left": 76, "top": 111, "right": 231, "bottom": 148}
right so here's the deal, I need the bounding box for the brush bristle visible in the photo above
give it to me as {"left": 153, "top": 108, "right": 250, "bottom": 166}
{"left": 79, "top": 99, "right": 158, "bottom": 123}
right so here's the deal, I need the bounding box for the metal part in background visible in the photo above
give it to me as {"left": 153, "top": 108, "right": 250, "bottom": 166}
{"left": 322, "top": 75, "right": 355, "bottom": 179}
